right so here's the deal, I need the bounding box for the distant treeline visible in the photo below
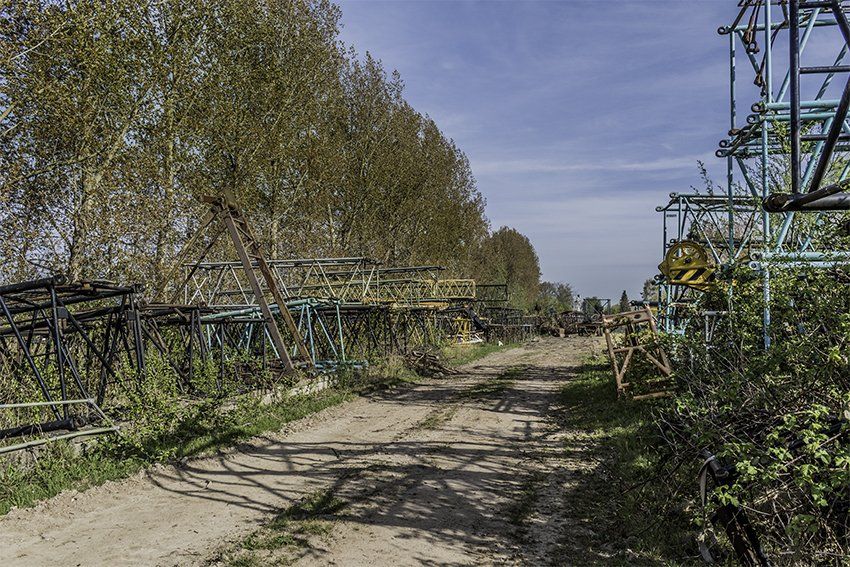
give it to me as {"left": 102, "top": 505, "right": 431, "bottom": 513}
{"left": 0, "top": 0, "right": 546, "bottom": 308}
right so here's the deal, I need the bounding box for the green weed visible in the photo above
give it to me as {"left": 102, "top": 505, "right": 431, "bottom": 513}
{"left": 554, "top": 358, "right": 691, "bottom": 564}
{"left": 463, "top": 365, "right": 525, "bottom": 398}
{"left": 0, "top": 388, "right": 352, "bottom": 516}
{"left": 416, "top": 406, "right": 458, "bottom": 430}
{"left": 217, "top": 486, "right": 347, "bottom": 566}
{"left": 441, "top": 341, "right": 518, "bottom": 367}
{"left": 505, "top": 470, "right": 547, "bottom": 529}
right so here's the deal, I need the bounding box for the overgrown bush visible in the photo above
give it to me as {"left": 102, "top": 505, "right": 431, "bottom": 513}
{"left": 658, "top": 266, "right": 850, "bottom": 563}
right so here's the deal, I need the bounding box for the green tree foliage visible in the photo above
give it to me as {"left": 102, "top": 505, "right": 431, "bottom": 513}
{"left": 536, "top": 281, "right": 574, "bottom": 313}
{"left": 0, "top": 0, "right": 489, "bottom": 288}
{"left": 581, "top": 296, "right": 607, "bottom": 317}
{"left": 641, "top": 278, "right": 658, "bottom": 302}
{"left": 618, "top": 290, "right": 629, "bottom": 312}
{"left": 472, "top": 226, "right": 541, "bottom": 310}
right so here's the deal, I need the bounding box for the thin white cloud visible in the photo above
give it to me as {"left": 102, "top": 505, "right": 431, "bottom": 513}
{"left": 473, "top": 154, "right": 712, "bottom": 176}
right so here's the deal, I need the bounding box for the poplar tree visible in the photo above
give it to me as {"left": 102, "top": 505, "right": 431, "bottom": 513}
{"left": 618, "top": 290, "right": 630, "bottom": 312}
{"left": 0, "top": 0, "right": 533, "bottom": 303}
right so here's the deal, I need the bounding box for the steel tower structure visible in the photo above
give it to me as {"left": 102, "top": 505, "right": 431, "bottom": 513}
{"left": 718, "top": 0, "right": 850, "bottom": 346}
{"left": 655, "top": 192, "right": 759, "bottom": 333}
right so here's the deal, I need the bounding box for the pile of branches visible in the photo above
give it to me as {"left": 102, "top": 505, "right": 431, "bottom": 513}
{"left": 404, "top": 350, "right": 459, "bottom": 377}
{"left": 657, "top": 268, "right": 850, "bottom": 564}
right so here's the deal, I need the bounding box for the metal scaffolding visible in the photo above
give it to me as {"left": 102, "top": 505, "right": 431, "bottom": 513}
{"left": 715, "top": 0, "right": 850, "bottom": 346}
{"left": 655, "top": 192, "right": 760, "bottom": 332}
{"left": 182, "top": 258, "right": 475, "bottom": 307}
{"left": 0, "top": 188, "right": 518, "bottom": 453}
{"left": 0, "top": 277, "right": 137, "bottom": 452}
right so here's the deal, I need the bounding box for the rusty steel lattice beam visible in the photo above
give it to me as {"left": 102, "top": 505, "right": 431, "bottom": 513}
{"left": 477, "top": 306, "right": 534, "bottom": 343}
{"left": 334, "top": 305, "right": 444, "bottom": 358}
{"left": 163, "top": 192, "right": 313, "bottom": 372}
{"left": 474, "top": 284, "right": 509, "bottom": 306}
{"left": 184, "top": 257, "right": 376, "bottom": 305}
{"left": 370, "top": 277, "right": 475, "bottom": 304}
{"left": 184, "top": 258, "right": 475, "bottom": 307}
{"left": 212, "top": 194, "right": 312, "bottom": 371}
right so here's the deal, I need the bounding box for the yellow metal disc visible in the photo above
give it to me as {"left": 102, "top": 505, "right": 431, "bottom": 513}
{"left": 658, "top": 240, "right": 716, "bottom": 292}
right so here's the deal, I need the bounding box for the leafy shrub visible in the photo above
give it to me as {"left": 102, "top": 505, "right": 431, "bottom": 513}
{"left": 658, "top": 266, "right": 850, "bottom": 562}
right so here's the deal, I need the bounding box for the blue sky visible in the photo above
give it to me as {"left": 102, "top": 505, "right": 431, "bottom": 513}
{"left": 337, "top": 0, "right": 735, "bottom": 301}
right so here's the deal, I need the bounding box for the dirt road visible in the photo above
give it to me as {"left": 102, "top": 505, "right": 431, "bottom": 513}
{"left": 0, "top": 336, "right": 606, "bottom": 566}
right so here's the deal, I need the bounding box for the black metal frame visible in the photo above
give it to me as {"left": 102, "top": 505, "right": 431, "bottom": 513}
{"left": 0, "top": 277, "right": 143, "bottom": 441}
{"left": 763, "top": 0, "right": 850, "bottom": 211}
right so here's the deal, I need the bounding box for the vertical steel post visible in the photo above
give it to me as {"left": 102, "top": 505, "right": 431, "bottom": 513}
{"left": 677, "top": 196, "right": 683, "bottom": 241}
{"left": 729, "top": 30, "right": 737, "bottom": 267}
{"left": 762, "top": 0, "right": 772, "bottom": 348}
{"left": 49, "top": 285, "right": 68, "bottom": 418}
{"left": 129, "top": 292, "right": 145, "bottom": 379}
{"left": 728, "top": 30, "right": 737, "bottom": 308}
{"left": 262, "top": 329, "right": 267, "bottom": 373}
{"left": 790, "top": 0, "right": 802, "bottom": 193}
{"left": 97, "top": 311, "right": 114, "bottom": 405}
{"left": 187, "top": 313, "right": 194, "bottom": 388}
{"left": 306, "top": 305, "right": 316, "bottom": 362}
{"left": 336, "top": 304, "right": 346, "bottom": 363}
{"left": 660, "top": 204, "right": 666, "bottom": 330}
{"left": 218, "top": 323, "right": 224, "bottom": 392}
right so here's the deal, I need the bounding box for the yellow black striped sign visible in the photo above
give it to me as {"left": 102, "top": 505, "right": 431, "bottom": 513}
{"left": 658, "top": 241, "right": 716, "bottom": 292}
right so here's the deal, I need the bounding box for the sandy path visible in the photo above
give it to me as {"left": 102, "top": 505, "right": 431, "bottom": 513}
{"left": 0, "top": 336, "right": 604, "bottom": 566}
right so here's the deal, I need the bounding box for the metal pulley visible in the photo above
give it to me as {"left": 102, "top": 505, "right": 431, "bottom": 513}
{"left": 658, "top": 240, "right": 716, "bottom": 292}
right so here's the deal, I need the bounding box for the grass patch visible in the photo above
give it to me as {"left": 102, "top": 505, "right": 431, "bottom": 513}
{"left": 0, "top": 388, "right": 352, "bottom": 516}
{"left": 416, "top": 364, "right": 526, "bottom": 429}
{"left": 442, "top": 341, "right": 518, "bottom": 367}
{"left": 216, "top": 486, "right": 347, "bottom": 566}
{"left": 463, "top": 365, "right": 526, "bottom": 399}
{"left": 0, "top": 442, "right": 143, "bottom": 515}
{"left": 354, "top": 355, "right": 421, "bottom": 394}
{"left": 416, "top": 406, "right": 458, "bottom": 430}
{"left": 506, "top": 469, "right": 547, "bottom": 529}
{"left": 555, "top": 358, "right": 691, "bottom": 564}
